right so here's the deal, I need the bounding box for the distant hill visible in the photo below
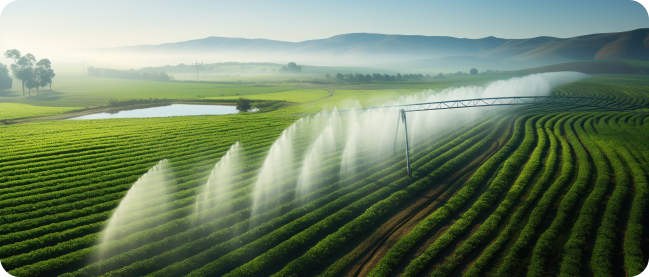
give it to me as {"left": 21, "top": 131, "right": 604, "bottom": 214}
{"left": 385, "top": 56, "right": 560, "bottom": 71}
{"left": 506, "top": 60, "right": 644, "bottom": 75}
{"left": 109, "top": 29, "right": 649, "bottom": 64}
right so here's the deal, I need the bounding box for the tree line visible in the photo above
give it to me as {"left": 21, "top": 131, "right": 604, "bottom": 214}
{"left": 2, "top": 49, "right": 55, "bottom": 96}
{"left": 326, "top": 68, "right": 488, "bottom": 84}
{"left": 329, "top": 73, "right": 428, "bottom": 83}
{"left": 86, "top": 67, "right": 172, "bottom": 82}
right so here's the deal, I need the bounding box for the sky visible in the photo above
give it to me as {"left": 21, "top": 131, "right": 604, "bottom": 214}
{"left": 0, "top": 0, "right": 648, "bottom": 52}
{"left": 0, "top": 0, "right": 648, "bottom": 72}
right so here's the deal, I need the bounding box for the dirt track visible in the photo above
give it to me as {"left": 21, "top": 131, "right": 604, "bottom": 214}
{"left": 314, "top": 118, "right": 515, "bottom": 277}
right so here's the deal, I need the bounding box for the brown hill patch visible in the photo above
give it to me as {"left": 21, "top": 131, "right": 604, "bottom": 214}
{"left": 595, "top": 29, "right": 649, "bottom": 60}
{"left": 507, "top": 61, "right": 643, "bottom": 74}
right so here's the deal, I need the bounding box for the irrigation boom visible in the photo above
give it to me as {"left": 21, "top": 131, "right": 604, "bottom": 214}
{"left": 343, "top": 95, "right": 647, "bottom": 177}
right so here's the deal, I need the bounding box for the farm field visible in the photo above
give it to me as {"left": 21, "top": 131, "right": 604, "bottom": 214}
{"left": 0, "top": 76, "right": 300, "bottom": 107}
{"left": 0, "top": 103, "right": 80, "bottom": 121}
{"left": 0, "top": 74, "right": 523, "bottom": 110}
{"left": 0, "top": 73, "right": 648, "bottom": 277}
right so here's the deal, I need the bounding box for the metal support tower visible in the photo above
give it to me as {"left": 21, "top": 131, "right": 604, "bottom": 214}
{"left": 400, "top": 109, "right": 412, "bottom": 177}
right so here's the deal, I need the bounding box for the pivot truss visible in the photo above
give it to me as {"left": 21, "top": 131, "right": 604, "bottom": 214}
{"left": 353, "top": 96, "right": 649, "bottom": 114}
{"left": 383, "top": 96, "right": 648, "bottom": 177}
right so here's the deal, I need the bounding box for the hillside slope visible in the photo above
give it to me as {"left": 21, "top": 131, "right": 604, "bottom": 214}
{"left": 110, "top": 29, "right": 649, "bottom": 63}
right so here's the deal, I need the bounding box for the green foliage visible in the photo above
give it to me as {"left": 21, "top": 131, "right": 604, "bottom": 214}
{"left": 526, "top": 114, "right": 594, "bottom": 277}
{"left": 559, "top": 115, "right": 610, "bottom": 277}
{"left": 0, "top": 63, "right": 12, "bottom": 90}
{"left": 0, "top": 103, "right": 78, "bottom": 121}
{"left": 429, "top": 114, "right": 547, "bottom": 277}
{"left": 235, "top": 98, "right": 252, "bottom": 112}
{"left": 2, "top": 75, "right": 649, "bottom": 277}
{"left": 495, "top": 113, "right": 575, "bottom": 276}
{"left": 398, "top": 115, "right": 534, "bottom": 277}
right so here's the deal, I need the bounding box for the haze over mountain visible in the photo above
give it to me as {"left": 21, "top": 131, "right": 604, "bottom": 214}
{"left": 101, "top": 28, "right": 649, "bottom": 68}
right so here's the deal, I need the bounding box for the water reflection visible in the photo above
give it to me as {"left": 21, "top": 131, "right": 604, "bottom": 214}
{"left": 69, "top": 104, "right": 255, "bottom": 120}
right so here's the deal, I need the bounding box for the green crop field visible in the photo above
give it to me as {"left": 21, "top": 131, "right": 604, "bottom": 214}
{"left": 0, "top": 74, "right": 648, "bottom": 277}
{"left": 0, "top": 103, "right": 80, "bottom": 121}
{"left": 0, "top": 76, "right": 300, "bottom": 107}
{"left": 215, "top": 89, "right": 331, "bottom": 103}
{"left": 0, "top": 74, "right": 523, "bottom": 110}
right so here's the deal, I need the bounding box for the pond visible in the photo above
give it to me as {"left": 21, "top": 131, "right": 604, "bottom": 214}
{"left": 68, "top": 104, "right": 255, "bottom": 120}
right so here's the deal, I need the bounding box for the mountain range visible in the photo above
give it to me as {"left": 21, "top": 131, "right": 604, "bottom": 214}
{"left": 105, "top": 28, "right": 649, "bottom": 68}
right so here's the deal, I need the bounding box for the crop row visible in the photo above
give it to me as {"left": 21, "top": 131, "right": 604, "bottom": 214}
{"left": 428, "top": 113, "right": 550, "bottom": 277}
{"left": 8, "top": 112, "right": 492, "bottom": 274}
{"left": 401, "top": 114, "right": 539, "bottom": 277}
{"left": 266, "top": 116, "right": 514, "bottom": 277}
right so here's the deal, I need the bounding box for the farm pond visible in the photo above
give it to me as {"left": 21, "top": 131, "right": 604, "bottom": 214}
{"left": 68, "top": 104, "right": 256, "bottom": 120}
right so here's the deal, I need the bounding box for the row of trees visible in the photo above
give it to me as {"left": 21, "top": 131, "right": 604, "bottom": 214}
{"left": 3, "top": 49, "right": 55, "bottom": 96}
{"left": 329, "top": 73, "right": 429, "bottom": 83}
{"left": 86, "top": 67, "right": 172, "bottom": 81}
{"left": 325, "top": 68, "right": 484, "bottom": 84}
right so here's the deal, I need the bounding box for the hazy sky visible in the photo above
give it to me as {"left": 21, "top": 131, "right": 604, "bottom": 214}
{"left": 0, "top": 0, "right": 648, "bottom": 53}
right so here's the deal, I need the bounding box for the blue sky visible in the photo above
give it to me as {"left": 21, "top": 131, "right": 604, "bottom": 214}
{"left": 0, "top": 0, "right": 648, "bottom": 51}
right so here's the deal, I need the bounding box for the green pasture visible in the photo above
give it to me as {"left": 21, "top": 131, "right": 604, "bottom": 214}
{"left": 0, "top": 103, "right": 80, "bottom": 121}
{"left": 215, "top": 89, "right": 331, "bottom": 103}
{"left": 0, "top": 76, "right": 299, "bottom": 108}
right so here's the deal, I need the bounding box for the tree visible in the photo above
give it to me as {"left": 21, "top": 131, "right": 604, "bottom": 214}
{"left": 4, "top": 49, "right": 20, "bottom": 64}
{"left": 335, "top": 73, "right": 344, "bottom": 80}
{"left": 0, "top": 63, "right": 12, "bottom": 91}
{"left": 25, "top": 71, "right": 39, "bottom": 96}
{"left": 470, "top": 68, "right": 478, "bottom": 75}
{"left": 36, "top": 59, "right": 55, "bottom": 94}
{"left": 325, "top": 73, "right": 330, "bottom": 80}
{"left": 346, "top": 73, "right": 355, "bottom": 82}
{"left": 16, "top": 55, "right": 36, "bottom": 96}
{"left": 4, "top": 50, "right": 38, "bottom": 96}
{"left": 355, "top": 73, "right": 364, "bottom": 83}
{"left": 4, "top": 49, "right": 22, "bottom": 94}
{"left": 34, "top": 67, "right": 46, "bottom": 96}
{"left": 396, "top": 73, "right": 402, "bottom": 81}
{"left": 287, "top": 62, "right": 302, "bottom": 72}
{"left": 236, "top": 97, "right": 252, "bottom": 112}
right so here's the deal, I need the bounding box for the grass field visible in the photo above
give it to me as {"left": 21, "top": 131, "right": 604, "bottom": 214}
{"left": 215, "top": 89, "right": 331, "bottom": 103}
{"left": 0, "top": 103, "right": 80, "bottom": 121}
{"left": 0, "top": 74, "right": 523, "bottom": 110}
{"left": 0, "top": 76, "right": 299, "bottom": 107}
{"left": 0, "top": 73, "right": 648, "bottom": 277}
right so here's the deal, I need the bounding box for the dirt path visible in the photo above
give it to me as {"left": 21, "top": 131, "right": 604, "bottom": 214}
{"left": 333, "top": 119, "right": 513, "bottom": 277}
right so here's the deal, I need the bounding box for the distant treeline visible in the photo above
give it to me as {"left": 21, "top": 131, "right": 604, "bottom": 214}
{"left": 87, "top": 67, "right": 172, "bottom": 81}
{"left": 329, "top": 72, "right": 450, "bottom": 83}
{"left": 332, "top": 73, "right": 427, "bottom": 83}
{"left": 142, "top": 62, "right": 282, "bottom": 74}
{"left": 327, "top": 69, "right": 502, "bottom": 84}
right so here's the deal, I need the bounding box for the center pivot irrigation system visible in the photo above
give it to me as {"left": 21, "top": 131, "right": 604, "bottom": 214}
{"left": 345, "top": 96, "right": 649, "bottom": 177}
